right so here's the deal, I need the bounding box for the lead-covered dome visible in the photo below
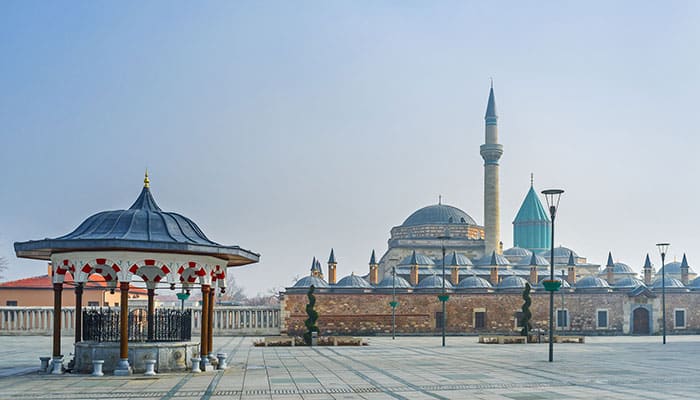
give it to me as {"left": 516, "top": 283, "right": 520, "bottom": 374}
{"left": 402, "top": 204, "right": 477, "bottom": 227}
{"left": 335, "top": 274, "right": 372, "bottom": 288}
{"left": 376, "top": 275, "right": 413, "bottom": 288}
{"left": 416, "top": 275, "right": 453, "bottom": 289}
{"left": 293, "top": 276, "right": 329, "bottom": 288}
{"left": 457, "top": 276, "right": 493, "bottom": 289}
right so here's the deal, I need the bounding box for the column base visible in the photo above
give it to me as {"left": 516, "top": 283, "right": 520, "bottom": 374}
{"left": 50, "top": 356, "right": 64, "bottom": 375}
{"left": 39, "top": 357, "right": 51, "bottom": 372}
{"left": 113, "top": 358, "right": 132, "bottom": 376}
{"left": 200, "top": 356, "right": 214, "bottom": 372}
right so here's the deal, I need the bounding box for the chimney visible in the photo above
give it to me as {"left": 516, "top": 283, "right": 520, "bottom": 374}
{"left": 681, "top": 254, "right": 690, "bottom": 285}
{"left": 529, "top": 267, "right": 538, "bottom": 285}
{"left": 327, "top": 249, "right": 337, "bottom": 285}
{"left": 451, "top": 266, "right": 460, "bottom": 286}
{"left": 410, "top": 265, "right": 419, "bottom": 286}
{"left": 567, "top": 267, "right": 576, "bottom": 284}
{"left": 369, "top": 250, "right": 379, "bottom": 285}
{"left": 490, "top": 266, "right": 499, "bottom": 286}
{"left": 605, "top": 252, "right": 615, "bottom": 284}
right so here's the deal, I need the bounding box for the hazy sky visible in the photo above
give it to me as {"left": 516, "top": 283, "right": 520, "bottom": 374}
{"left": 1, "top": 2, "right": 699, "bottom": 296}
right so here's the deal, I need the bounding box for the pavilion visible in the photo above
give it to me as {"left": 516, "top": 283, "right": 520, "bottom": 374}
{"left": 14, "top": 173, "right": 259, "bottom": 375}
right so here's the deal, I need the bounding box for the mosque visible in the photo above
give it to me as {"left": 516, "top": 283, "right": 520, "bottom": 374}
{"left": 281, "top": 86, "right": 700, "bottom": 337}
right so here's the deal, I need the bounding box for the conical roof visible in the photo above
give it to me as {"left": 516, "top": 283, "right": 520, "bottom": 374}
{"left": 514, "top": 186, "right": 550, "bottom": 223}
{"left": 485, "top": 85, "right": 497, "bottom": 119}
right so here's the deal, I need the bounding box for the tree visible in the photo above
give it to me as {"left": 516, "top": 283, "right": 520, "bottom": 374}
{"left": 303, "top": 285, "right": 319, "bottom": 345}
{"left": 0, "top": 256, "right": 7, "bottom": 281}
{"left": 218, "top": 274, "right": 246, "bottom": 304}
{"left": 520, "top": 283, "right": 533, "bottom": 339}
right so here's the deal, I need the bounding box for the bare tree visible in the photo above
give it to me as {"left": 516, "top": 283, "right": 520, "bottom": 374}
{"left": 218, "top": 274, "right": 246, "bottom": 304}
{"left": 0, "top": 256, "right": 7, "bottom": 281}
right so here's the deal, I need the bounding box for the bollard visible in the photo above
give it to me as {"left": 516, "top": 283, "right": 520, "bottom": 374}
{"left": 50, "top": 356, "right": 64, "bottom": 375}
{"left": 311, "top": 331, "right": 318, "bottom": 347}
{"left": 92, "top": 360, "right": 104, "bottom": 377}
{"left": 39, "top": 357, "right": 51, "bottom": 372}
{"left": 144, "top": 359, "right": 157, "bottom": 376}
{"left": 216, "top": 353, "right": 227, "bottom": 370}
{"left": 191, "top": 357, "right": 201, "bottom": 373}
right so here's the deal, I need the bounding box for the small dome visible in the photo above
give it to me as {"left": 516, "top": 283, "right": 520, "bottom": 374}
{"left": 474, "top": 252, "right": 511, "bottom": 267}
{"left": 658, "top": 261, "right": 695, "bottom": 275}
{"left": 614, "top": 277, "right": 645, "bottom": 289}
{"left": 600, "top": 262, "right": 636, "bottom": 275}
{"left": 402, "top": 204, "right": 477, "bottom": 227}
{"left": 537, "top": 276, "right": 571, "bottom": 289}
{"left": 398, "top": 253, "right": 435, "bottom": 266}
{"left": 498, "top": 275, "right": 529, "bottom": 289}
{"left": 457, "top": 276, "right": 493, "bottom": 289}
{"left": 376, "top": 275, "right": 413, "bottom": 288}
{"left": 651, "top": 276, "right": 686, "bottom": 289}
{"left": 416, "top": 275, "right": 453, "bottom": 289}
{"left": 442, "top": 252, "right": 474, "bottom": 267}
{"left": 688, "top": 277, "right": 700, "bottom": 289}
{"left": 538, "top": 246, "right": 579, "bottom": 259}
{"left": 503, "top": 247, "right": 533, "bottom": 257}
{"left": 293, "top": 276, "right": 329, "bottom": 288}
{"left": 518, "top": 254, "right": 550, "bottom": 267}
{"left": 335, "top": 274, "right": 372, "bottom": 288}
{"left": 575, "top": 276, "right": 610, "bottom": 289}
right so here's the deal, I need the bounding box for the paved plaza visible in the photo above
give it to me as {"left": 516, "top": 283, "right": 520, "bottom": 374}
{"left": 0, "top": 335, "right": 699, "bottom": 399}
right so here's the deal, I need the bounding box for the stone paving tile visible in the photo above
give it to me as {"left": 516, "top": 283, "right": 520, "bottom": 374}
{"left": 1, "top": 336, "right": 700, "bottom": 399}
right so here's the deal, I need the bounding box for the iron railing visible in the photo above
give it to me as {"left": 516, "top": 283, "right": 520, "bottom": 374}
{"left": 83, "top": 308, "right": 191, "bottom": 342}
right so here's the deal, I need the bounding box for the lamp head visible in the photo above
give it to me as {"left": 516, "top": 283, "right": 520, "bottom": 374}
{"left": 656, "top": 243, "right": 670, "bottom": 257}
{"left": 541, "top": 189, "right": 564, "bottom": 218}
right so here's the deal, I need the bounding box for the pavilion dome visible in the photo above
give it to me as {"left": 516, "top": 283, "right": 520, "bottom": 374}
{"left": 416, "top": 275, "right": 453, "bottom": 289}
{"left": 13, "top": 178, "right": 259, "bottom": 266}
{"left": 575, "top": 276, "right": 610, "bottom": 289}
{"left": 517, "top": 254, "right": 550, "bottom": 267}
{"left": 293, "top": 276, "right": 329, "bottom": 288}
{"left": 658, "top": 261, "right": 695, "bottom": 275}
{"left": 457, "top": 276, "right": 493, "bottom": 289}
{"left": 335, "top": 274, "right": 372, "bottom": 288}
{"left": 401, "top": 204, "right": 477, "bottom": 227}
{"left": 442, "top": 252, "right": 474, "bottom": 267}
{"left": 474, "top": 252, "right": 511, "bottom": 267}
{"left": 600, "top": 262, "right": 636, "bottom": 275}
{"left": 398, "top": 253, "right": 436, "bottom": 266}
{"left": 497, "top": 275, "right": 529, "bottom": 290}
{"left": 376, "top": 275, "right": 413, "bottom": 288}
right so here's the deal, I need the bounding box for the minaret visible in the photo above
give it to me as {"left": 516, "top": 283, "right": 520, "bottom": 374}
{"left": 327, "top": 249, "right": 337, "bottom": 284}
{"left": 480, "top": 82, "right": 503, "bottom": 255}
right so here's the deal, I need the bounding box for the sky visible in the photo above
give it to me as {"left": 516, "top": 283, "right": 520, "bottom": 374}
{"left": 1, "top": 1, "right": 699, "bottom": 296}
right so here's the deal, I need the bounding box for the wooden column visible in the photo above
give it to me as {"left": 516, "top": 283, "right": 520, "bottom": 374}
{"left": 200, "top": 285, "right": 210, "bottom": 358}
{"left": 147, "top": 288, "right": 155, "bottom": 341}
{"left": 208, "top": 288, "right": 215, "bottom": 355}
{"left": 74, "top": 283, "right": 84, "bottom": 343}
{"left": 52, "top": 283, "right": 63, "bottom": 357}
{"left": 119, "top": 282, "right": 129, "bottom": 360}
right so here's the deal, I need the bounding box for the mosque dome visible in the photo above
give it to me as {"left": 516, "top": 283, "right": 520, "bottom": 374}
{"left": 416, "top": 275, "right": 453, "bottom": 289}
{"left": 658, "top": 261, "right": 694, "bottom": 275}
{"left": 498, "top": 275, "right": 529, "bottom": 290}
{"left": 538, "top": 246, "right": 579, "bottom": 259}
{"left": 503, "top": 247, "right": 533, "bottom": 257}
{"left": 474, "top": 252, "right": 511, "bottom": 267}
{"left": 376, "top": 275, "right": 413, "bottom": 288}
{"left": 517, "top": 254, "right": 550, "bottom": 267}
{"left": 398, "top": 253, "right": 436, "bottom": 266}
{"left": 457, "top": 276, "right": 493, "bottom": 289}
{"left": 293, "top": 276, "right": 329, "bottom": 288}
{"left": 688, "top": 277, "right": 700, "bottom": 289}
{"left": 335, "top": 274, "right": 372, "bottom": 288}
{"left": 402, "top": 204, "right": 477, "bottom": 227}
{"left": 613, "top": 277, "right": 645, "bottom": 289}
{"left": 601, "top": 262, "right": 636, "bottom": 275}
{"left": 442, "top": 252, "right": 474, "bottom": 267}
{"left": 575, "top": 276, "right": 610, "bottom": 289}
{"left": 651, "top": 277, "right": 686, "bottom": 289}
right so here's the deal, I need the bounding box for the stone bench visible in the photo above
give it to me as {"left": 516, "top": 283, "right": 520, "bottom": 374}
{"left": 478, "top": 335, "right": 526, "bottom": 344}
{"left": 554, "top": 335, "right": 585, "bottom": 344}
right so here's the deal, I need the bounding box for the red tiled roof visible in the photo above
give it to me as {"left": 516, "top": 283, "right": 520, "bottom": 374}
{"left": 0, "top": 274, "right": 148, "bottom": 294}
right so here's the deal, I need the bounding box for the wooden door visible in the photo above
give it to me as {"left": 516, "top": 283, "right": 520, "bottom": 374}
{"left": 632, "top": 307, "right": 650, "bottom": 335}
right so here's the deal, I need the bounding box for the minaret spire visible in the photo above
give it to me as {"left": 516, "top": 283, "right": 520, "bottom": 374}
{"left": 480, "top": 82, "right": 503, "bottom": 255}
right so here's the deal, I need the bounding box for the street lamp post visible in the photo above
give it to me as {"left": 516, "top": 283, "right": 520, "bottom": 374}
{"left": 656, "top": 243, "right": 670, "bottom": 344}
{"left": 542, "top": 188, "right": 564, "bottom": 363}
{"left": 437, "top": 234, "right": 451, "bottom": 347}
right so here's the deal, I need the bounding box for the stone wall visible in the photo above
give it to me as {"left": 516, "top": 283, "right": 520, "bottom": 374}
{"left": 281, "top": 290, "right": 636, "bottom": 336}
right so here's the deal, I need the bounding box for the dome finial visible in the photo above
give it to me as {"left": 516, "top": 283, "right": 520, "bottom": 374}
{"left": 144, "top": 169, "right": 150, "bottom": 188}
{"left": 530, "top": 173, "right": 534, "bottom": 187}
{"left": 438, "top": 194, "right": 442, "bottom": 205}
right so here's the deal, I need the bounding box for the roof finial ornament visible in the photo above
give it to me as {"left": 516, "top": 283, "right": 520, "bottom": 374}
{"left": 439, "top": 194, "right": 442, "bottom": 205}
{"left": 530, "top": 173, "right": 534, "bottom": 187}
{"left": 144, "top": 169, "right": 150, "bottom": 188}
{"left": 490, "top": 77, "right": 493, "bottom": 89}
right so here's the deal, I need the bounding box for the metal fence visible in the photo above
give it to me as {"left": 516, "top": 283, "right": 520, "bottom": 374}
{"left": 82, "top": 309, "right": 192, "bottom": 342}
